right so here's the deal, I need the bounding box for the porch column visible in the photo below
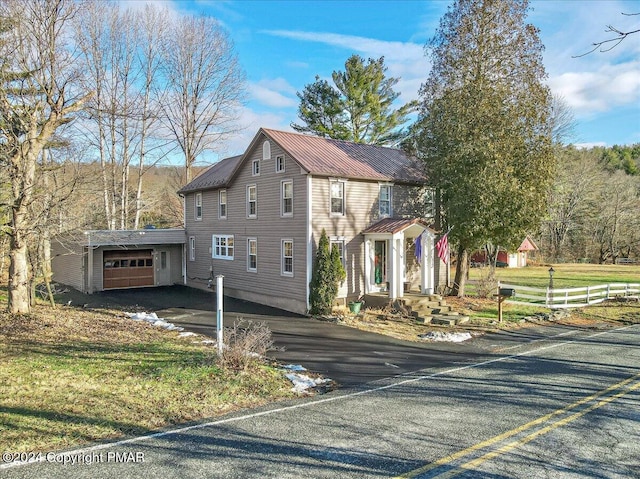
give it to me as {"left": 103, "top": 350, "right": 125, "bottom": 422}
{"left": 389, "top": 233, "right": 404, "bottom": 300}
{"left": 364, "top": 239, "right": 371, "bottom": 294}
{"left": 421, "top": 233, "right": 434, "bottom": 295}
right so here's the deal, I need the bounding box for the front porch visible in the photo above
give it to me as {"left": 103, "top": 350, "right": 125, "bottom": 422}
{"left": 362, "top": 218, "right": 436, "bottom": 300}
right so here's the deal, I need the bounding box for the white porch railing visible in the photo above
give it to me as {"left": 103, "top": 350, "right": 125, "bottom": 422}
{"left": 498, "top": 282, "right": 640, "bottom": 309}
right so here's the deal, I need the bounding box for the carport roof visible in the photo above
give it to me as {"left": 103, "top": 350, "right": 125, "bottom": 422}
{"left": 76, "top": 229, "right": 186, "bottom": 246}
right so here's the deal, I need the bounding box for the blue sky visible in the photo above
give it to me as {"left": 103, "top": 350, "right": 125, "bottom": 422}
{"left": 144, "top": 0, "right": 640, "bottom": 159}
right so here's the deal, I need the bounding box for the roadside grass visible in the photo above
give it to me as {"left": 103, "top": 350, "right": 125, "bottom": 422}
{"left": 0, "top": 303, "right": 294, "bottom": 453}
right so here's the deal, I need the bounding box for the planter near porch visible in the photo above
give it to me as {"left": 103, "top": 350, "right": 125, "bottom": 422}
{"left": 348, "top": 301, "right": 363, "bottom": 314}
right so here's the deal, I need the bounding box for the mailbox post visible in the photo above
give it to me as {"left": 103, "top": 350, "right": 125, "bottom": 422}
{"left": 495, "top": 287, "right": 515, "bottom": 323}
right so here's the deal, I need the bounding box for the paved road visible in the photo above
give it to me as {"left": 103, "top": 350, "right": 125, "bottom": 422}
{"left": 3, "top": 322, "right": 639, "bottom": 478}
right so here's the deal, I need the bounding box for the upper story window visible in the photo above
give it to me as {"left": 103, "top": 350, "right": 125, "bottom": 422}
{"left": 212, "top": 235, "right": 234, "bottom": 260}
{"left": 247, "top": 184, "right": 257, "bottom": 218}
{"left": 252, "top": 159, "right": 260, "bottom": 176}
{"left": 219, "top": 189, "right": 227, "bottom": 219}
{"left": 379, "top": 184, "right": 392, "bottom": 217}
{"left": 330, "top": 180, "right": 345, "bottom": 216}
{"left": 281, "top": 180, "right": 293, "bottom": 216}
{"left": 276, "top": 155, "right": 285, "bottom": 173}
{"left": 262, "top": 140, "right": 271, "bottom": 160}
{"left": 195, "top": 192, "right": 202, "bottom": 221}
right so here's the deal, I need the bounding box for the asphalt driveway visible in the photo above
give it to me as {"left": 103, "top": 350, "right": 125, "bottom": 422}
{"left": 61, "top": 285, "right": 562, "bottom": 387}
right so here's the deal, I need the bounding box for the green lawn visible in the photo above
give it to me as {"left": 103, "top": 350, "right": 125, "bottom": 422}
{"left": 0, "top": 304, "right": 294, "bottom": 453}
{"left": 469, "top": 263, "right": 640, "bottom": 289}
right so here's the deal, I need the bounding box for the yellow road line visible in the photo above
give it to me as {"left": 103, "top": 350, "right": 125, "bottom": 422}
{"left": 395, "top": 372, "right": 640, "bottom": 479}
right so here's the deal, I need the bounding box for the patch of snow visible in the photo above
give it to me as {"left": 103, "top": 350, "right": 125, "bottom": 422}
{"left": 178, "top": 332, "right": 197, "bottom": 338}
{"left": 282, "top": 364, "right": 307, "bottom": 371}
{"left": 285, "top": 373, "right": 331, "bottom": 393}
{"left": 124, "top": 312, "right": 184, "bottom": 332}
{"left": 419, "top": 331, "right": 473, "bottom": 343}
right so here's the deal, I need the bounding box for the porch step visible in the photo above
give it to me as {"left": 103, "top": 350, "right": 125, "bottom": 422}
{"left": 430, "top": 315, "right": 470, "bottom": 326}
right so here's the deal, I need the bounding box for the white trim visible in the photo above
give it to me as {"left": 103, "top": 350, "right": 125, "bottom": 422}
{"left": 212, "top": 234, "right": 234, "bottom": 260}
{"left": 378, "top": 183, "right": 393, "bottom": 218}
{"left": 189, "top": 236, "right": 196, "bottom": 261}
{"left": 306, "top": 175, "right": 313, "bottom": 311}
{"left": 262, "top": 140, "right": 271, "bottom": 160}
{"left": 218, "top": 189, "right": 227, "bottom": 219}
{"left": 247, "top": 237, "right": 257, "bottom": 273}
{"left": 252, "top": 158, "right": 260, "bottom": 176}
{"left": 329, "top": 178, "right": 346, "bottom": 217}
{"left": 281, "top": 239, "right": 294, "bottom": 277}
{"left": 246, "top": 184, "right": 257, "bottom": 218}
{"left": 281, "top": 179, "right": 293, "bottom": 217}
{"left": 275, "top": 154, "right": 285, "bottom": 173}
{"left": 194, "top": 192, "right": 202, "bottom": 221}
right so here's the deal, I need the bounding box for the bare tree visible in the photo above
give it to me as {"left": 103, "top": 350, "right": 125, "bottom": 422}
{"left": 132, "top": 5, "right": 169, "bottom": 229}
{"left": 0, "top": 0, "right": 90, "bottom": 314}
{"left": 160, "top": 15, "right": 245, "bottom": 185}
{"left": 574, "top": 12, "right": 640, "bottom": 57}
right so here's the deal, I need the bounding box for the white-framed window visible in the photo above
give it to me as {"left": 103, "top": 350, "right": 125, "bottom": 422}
{"left": 189, "top": 236, "right": 196, "bottom": 261}
{"left": 379, "top": 184, "right": 392, "bottom": 217}
{"left": 212, "top": 235, "right": 234, "bottom": 260}
{"left": 281, "top": 180, "right": 293, "bottom": 216}
{"left": 330, "top": 180, "right": 345, "bottom": 216}
{"left": 247, "top": 184, "right": 257, "bottom": 218}
{"left": 281, "top": 239, "right": 293, "bottom": 276}
{"left": 194, "top": 192, "right": 202, "bottom": 221}
{"left": 247, "top": 238, "right": 257, "bottom": 272}
{"left": 275, "top": 155, "right": 285, "bottom": 173}
{"left": 330, "top": 238, "right": 346, "bottom": 269}
{"left": 262, "top": 140, "right": 271, "bottom": 160}
{"left": 252, "top": 158, "right": 260, "bottom": 176}
{"left": 219, "top": 189, "right": 227, "bottom": 219}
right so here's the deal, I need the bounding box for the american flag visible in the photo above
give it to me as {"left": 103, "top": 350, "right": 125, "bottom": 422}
{"left": 436, "top": 233, "right": 449, "bottom": 264}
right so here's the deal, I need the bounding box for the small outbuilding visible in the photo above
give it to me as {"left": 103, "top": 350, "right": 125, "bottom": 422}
{"left": 51, "top": 229, "right": 186, "bottom": 293}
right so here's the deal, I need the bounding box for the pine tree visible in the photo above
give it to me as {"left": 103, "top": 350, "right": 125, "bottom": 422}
{"left": 309, "top": 230, "right": 345, "bottom": 315}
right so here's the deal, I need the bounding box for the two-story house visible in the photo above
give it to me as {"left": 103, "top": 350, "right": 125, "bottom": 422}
{"left": 179, "top": 128, "right": 446, "bottom": 315}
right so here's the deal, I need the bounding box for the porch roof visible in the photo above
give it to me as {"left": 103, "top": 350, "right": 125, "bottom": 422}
{"left": 362, "top": 217, "right": 433, "bottom": 235}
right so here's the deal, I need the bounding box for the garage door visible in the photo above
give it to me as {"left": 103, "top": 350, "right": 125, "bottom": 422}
{"left": 103, "top": 250, "right": 154, "bottom": 289}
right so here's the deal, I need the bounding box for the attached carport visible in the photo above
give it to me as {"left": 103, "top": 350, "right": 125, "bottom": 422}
{"left": 51, "top": 229, "right": 186, "bottom": 293}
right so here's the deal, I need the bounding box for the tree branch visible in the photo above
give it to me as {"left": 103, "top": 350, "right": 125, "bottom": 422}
{"left": 574, "top": 13, "right": 639, "bottom": 57}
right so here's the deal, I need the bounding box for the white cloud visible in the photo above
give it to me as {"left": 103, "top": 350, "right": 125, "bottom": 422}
{"left": 224, "top": 107, "right": 294, "bottom": 156}
{"left": 548, "top": 61, "right": 640, "bottom": 117}
{"left": 575, "top": 142, "right": 608, "bottom": 149}
{"left": 249, "top": 78, "right": 298, "bottom": 108}
{"left": 262, "top": 30, "right": 430, "bottom": 103}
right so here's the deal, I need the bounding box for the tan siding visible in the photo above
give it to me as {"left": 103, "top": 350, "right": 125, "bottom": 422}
{"left": 310, "top": 177, "right": 385, "bottom": 300}
{"left": 393, "top": 184, "right": 432, "bottom": 218}
{"left": 51, "top": 240, "right": 85, "bottom": 291}
{"left": 184, "top": 133, "right": 309, "bottom": 313}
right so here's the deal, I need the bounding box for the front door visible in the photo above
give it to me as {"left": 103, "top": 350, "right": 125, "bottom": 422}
{"left": 155, "top": 250, "right": 171, "bottom": 286}
{"left": 374, "top": 240, "right": 387, "bottom": 291}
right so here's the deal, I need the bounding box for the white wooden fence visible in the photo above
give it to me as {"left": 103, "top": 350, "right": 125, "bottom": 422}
{"left": 499, "top": 282, "right": 640, "bottom": 309}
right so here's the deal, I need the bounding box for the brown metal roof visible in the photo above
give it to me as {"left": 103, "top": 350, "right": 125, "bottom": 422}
{"left": 177, "top": 128, "right": 427, "bottom": 194}
{"left": 362, "top": 218, "right": 433, "bottom": 235}
{"left": 263, "top": 129, "right": 426, "bottom": 184}
{"left": 177, "top": 155, "right": 243, "bottom": 194}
